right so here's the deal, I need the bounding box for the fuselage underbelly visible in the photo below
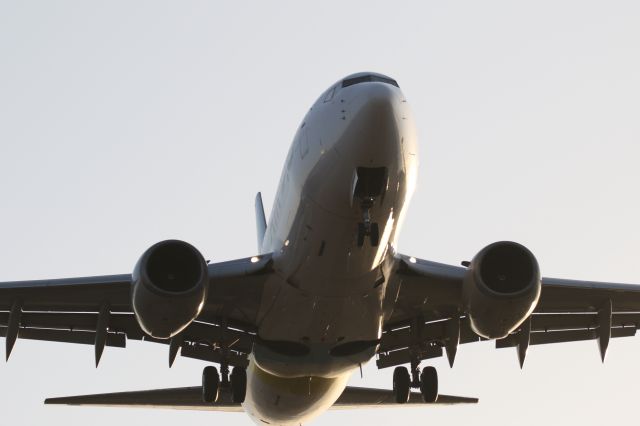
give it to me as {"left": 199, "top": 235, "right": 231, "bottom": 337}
{"left": 241, "top": 73, "right": 418, "bottom": 425}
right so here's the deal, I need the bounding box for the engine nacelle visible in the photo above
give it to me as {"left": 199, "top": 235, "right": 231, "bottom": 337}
{"left": 132, "top": 239, "right": 208, "bottom": 339}
{"left": 463, "top": 241, "right": 541, "bottom": 339}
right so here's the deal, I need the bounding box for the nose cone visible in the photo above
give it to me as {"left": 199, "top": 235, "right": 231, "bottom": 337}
{"left": 360, "top": 84, "right": 397, "bottom": 121}
{"left": 344, "top": 83, "right": 402, "bottom": 165}
{"left": 349, "top": 80, "right": 398, "bottom": 112}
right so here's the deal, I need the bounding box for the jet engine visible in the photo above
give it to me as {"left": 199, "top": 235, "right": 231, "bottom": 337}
{"left": 131, "top": 239, "right": 208, "bottom": 339}
{"left": 463, "top": 241, "right": 541, "bottom": 339}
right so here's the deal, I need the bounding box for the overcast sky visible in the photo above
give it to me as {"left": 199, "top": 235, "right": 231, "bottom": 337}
{"left": 1, "top": 1, "right": 640, "bottom": 425}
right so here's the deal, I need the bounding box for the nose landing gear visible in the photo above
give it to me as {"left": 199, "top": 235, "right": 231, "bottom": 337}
{"left": 357, "top": 201, "right": 380, "bottom": 247}
{"left": 392, "top": 362, "right": 439, "bottom": 403}
{"left": 353, "top": 167, "right": 387, "bottom": 248}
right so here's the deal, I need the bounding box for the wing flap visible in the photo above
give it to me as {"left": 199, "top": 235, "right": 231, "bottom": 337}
{"left": 376, "top": 346, "right": 443, "bottom": 369}
{"left": 496, "top": 325, "right": 636, "bottom": 348}
{"left": 380, "top": 317, "right": 480, "bottom": 353}
{"left": 530, "top": 312, "right": 640, "bottom": 332}
{"left": 0, "top": 326, "right": 126, "bottom": 348}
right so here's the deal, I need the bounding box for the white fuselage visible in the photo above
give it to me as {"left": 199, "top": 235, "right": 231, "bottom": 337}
{"left": 241, "top": 73, "right": 419, "bottom": 425}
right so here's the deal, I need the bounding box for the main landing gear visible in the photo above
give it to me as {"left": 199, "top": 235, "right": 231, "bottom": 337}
{"left": 202, "top": 363, "right": 247, "bottom": 404}
{"left": 392, "top": 363, "right": 438, "bottom": 403}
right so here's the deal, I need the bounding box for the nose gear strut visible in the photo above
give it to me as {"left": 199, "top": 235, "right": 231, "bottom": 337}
{"left": 353, "top": 167, "right": 387, "bottom": 248}
{"left": 357, "top": 198, "right": 380, "bottom": 247}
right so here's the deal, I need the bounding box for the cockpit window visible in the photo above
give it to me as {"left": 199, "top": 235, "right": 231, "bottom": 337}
{"left": 341, "top": 74, "right": 399, "bottom": 88}
{"left": 323, "top": 87, "right": 335, "bottom": 103}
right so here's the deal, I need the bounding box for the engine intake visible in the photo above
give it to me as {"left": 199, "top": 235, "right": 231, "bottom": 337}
{"left": 132, "top": 240, "right": 208, "bottom": 339}
{"left": 145, "top": 242, "right": 203, "bottom": 293}
{"left": 463, "top": 241, "right": 541, "bottom": 339}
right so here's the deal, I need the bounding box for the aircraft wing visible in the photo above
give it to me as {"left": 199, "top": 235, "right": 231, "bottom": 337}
{"left": 44, "top": 385, "right": 477, "bottom": 411}
{"left": 0, "top": 254, "right": 273, "bottom": 366}
{"left": 379, "top": 253, "right": 640, "bottom": 368}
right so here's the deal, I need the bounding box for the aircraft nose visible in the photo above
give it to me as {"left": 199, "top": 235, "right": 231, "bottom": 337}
{"left": 357, "top": 83, "right": 398, "bottom": 118}
{"left": 343, "top": 83, "right": 402, "bottom": 164}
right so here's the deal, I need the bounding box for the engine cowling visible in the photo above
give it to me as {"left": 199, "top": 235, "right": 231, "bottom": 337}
{"left": 131, "top": 239, "right": 208, "bottom": 339}
{"left": 463, "top": 241, "right": 541, "bottom": 339}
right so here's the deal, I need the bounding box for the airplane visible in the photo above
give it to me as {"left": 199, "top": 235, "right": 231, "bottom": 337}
{"left": 2, "top": 71, "right": 640, "bottom": 426}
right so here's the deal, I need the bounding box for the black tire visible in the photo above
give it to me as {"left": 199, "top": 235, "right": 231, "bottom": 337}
{"left": 202, "top": 366, "right": 220, "bottom": 403}
{"left": 420, "top": 366, "right": 438, "bottom": 403}
{"left": 392, "top": 366, "right": 411, "bottom": 403}
{"left": 357, "top": 223, "right": 366, "bottom": 247}
{"left": 230, "top": 367, "right": 247, "bottom": 403}
{"left": 370, "top": 223, "right": 380, "bottom": 247}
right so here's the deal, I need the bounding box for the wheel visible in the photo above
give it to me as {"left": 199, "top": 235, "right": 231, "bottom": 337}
{"left": 419, "top": 366, "right": 438, "bottom": 403}
{"left": 230, "top": 367, "right": 247, "bottom": 403}
{"left": 369, "top": 223, "right": 380, "bottom": 247}
{"left": 357, "top": 223, "right": 366, "bottom": 247}
{"left": 202, "top": 366, "right": 220, "bottom": 403}
{"left": 392, "top": 366, "right": 411, "bottom": 403}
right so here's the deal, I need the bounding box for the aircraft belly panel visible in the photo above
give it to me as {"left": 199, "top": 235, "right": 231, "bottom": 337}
{"left": 243, "top": 359, "right": 351, "bottom": 426}
{"left": 253, "top": 276, "right": 382, "bottom": 377}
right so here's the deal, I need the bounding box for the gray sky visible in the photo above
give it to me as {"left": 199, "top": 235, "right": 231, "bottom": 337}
{"left": 1, "top": 1, "right": 640, "bottom": 425}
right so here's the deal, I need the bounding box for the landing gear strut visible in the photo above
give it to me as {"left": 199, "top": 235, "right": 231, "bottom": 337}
{"left": 392, "top": 362, "right": 438, "bottom": 404}
{"left": 357, "top": 198, "right": 380, "bottom": 247}
{"left": 353, "top": 166, "right": 388, "bottom": 247}
{"left": 201, "top": 364, "right": 247, "bottom": 404}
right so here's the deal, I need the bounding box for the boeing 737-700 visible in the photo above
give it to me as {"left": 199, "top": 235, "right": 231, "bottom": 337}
{"left": 2, "top": 72, "right": 640, "bottom": 425}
